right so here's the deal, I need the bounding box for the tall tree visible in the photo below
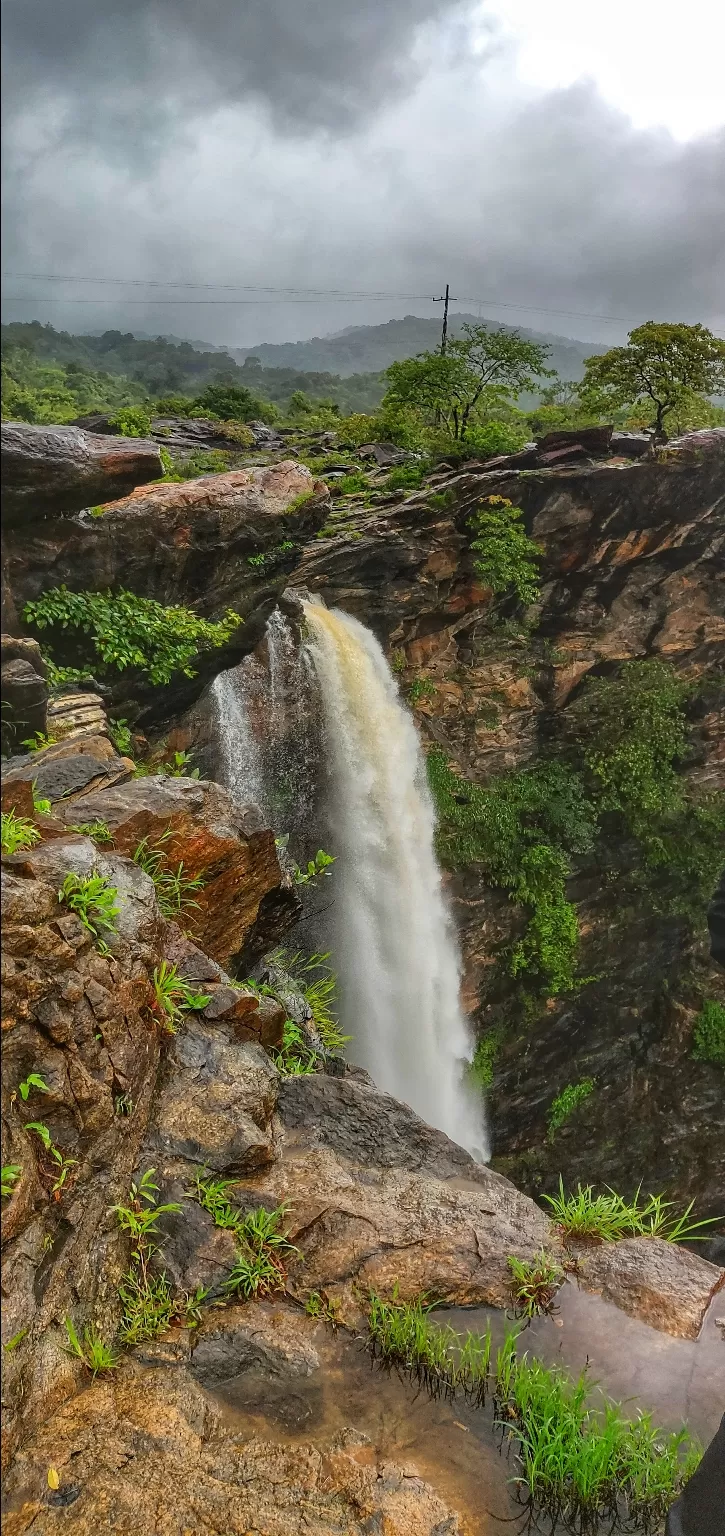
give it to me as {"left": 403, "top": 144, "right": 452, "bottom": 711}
{"left": 383, "top": 325, "right": 551, "bottom": 440}
{"left": 582, "top": 322, "right": 725, "bottom": 441}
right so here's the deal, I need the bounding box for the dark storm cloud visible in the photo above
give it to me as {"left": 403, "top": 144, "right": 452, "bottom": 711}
{"left": 1, "top": 0, "right": 463, "bottom": 136}
{"left": 1, "top": 1, "right": 723, "bottom": 346}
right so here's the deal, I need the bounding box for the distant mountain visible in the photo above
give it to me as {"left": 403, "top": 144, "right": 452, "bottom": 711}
{"left": 232, "top": 313, "right": 602, "bottom": 380}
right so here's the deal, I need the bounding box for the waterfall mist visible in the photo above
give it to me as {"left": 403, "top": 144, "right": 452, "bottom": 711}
{"left": 305, "top": 600, "right": 488, "bottom": 1160}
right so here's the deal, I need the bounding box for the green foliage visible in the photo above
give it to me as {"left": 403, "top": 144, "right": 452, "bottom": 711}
{"left": 24, "top": 587, "right": 242, "bottom": 689}
{"left": 408, "top": 677, "right": 437, "bottom": 705}
{"left": 191, "top": 381, "right": 274, "bottom": 423}
{"left": 546, "top": 1078, "right": 596, "bottom": 1140}
{"left": 58, "top": 872, "right": 119, "bottom": 949}
{"left": 150, "top": 961, "right": 210, "bottom": 1033}
{"left": 542, "top": 1177, "right": 720, "bottom": 1243}
{"left": 110, "top": 405, "right": 152, "bottom": 437}
{"left": 1, "top": 810, "right": 41, "bottom": 855}
{"left": 63, "top": 1316, "right": 119, "bottom": 1377}
{"left": 366, "top": 1288, "right": 700, "bottom": 1533}
{"left": 247, "top": 538, "right": 298, "bottom": 572}
{"left": 113, "top": 1168, "right": 185, "bottom": 1344}
{"left": 271, "top": 1018, "right": 318, "bottom": 1077}
{"left": 384, "top": 324, "right": 551, "bottom": 442}
{"left": 582, "top": 321, "right": 725, "bottom": 438}
{"left": 390, "top": 649, "right": 407, "bottom": 674}
{"left": 384, "top": 461, "right": 429, "bottom": 491}
{"left": 507, "top": 1250, "right": 564, "bottom": 1317}
{"left": 291, "top": 848, "right": 336, "bottom": 887}
{"left": 2, "top": 1165, "right": 21, "bottom": 1199}
{"left": 269, "top": 950, "right": 350, "bottom": 1054}
{"left": 1, "top": 339, "right": 148, "bottom": 425}
{"left": 21, "top": 729, "right": 58, "bottom": 752}
{"left": 568, "top": 660, "right": 724, "bottom": 916}
{"left": 468, "top": 496, "right": 541, "bottom": 607}
{"left": 25, "top": 1123, "right": 78, "bottom": 1194}
{"left": 159, "top": 749, "right": 200, "bottom": 779}
{"left": 427, "top": 754, "right": 595, "bottom": 995}
{"left": 132, "top": 830, "right": 205, "bottom": 918}
{"left": 691, "top": 1001, "right": 725, "bottom": 1066}
{"left": 68, "top": 820, "right": 114, "bottom": 844}
{"left": 221, "top": 1204, "right": 299, "bottom": 1300}
{"left": 304, "top": 1289, "right": 343, "bottom": 1327}
{"left": 108, "top": 718, "right": 133, "bottom": 756}
{"left": 469, "top": 1033, "right": 500, "bottom": 1089}
{"left": 3, "top": 1327, "right": 29, "bottom": 1351}
{"left": 18, "top": 1073, "right": 49, "bottom": 1102}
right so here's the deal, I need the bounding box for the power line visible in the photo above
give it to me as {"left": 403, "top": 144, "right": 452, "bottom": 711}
{"left": 1, "top": 271, "right": 633, "bottom": 323}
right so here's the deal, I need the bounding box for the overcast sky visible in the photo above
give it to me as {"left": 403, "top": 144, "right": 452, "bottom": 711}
{"left": 2, "top": 0, "right": 724, "bottom": 350}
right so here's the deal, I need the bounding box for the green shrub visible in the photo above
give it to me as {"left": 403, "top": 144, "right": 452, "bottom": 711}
{"left": 468, "top": 496, "right": 541, "bottom": 607}
{"left": 110, "top": 405, "right": 152, "bottom": 437}
{"left": 427, "top": 753, "right": 595, "bottom": 995}
{"left": 691, "top": 1000, "right": 725, "bottom": 1066}
{"left": 23, "top": 587, "right": 242, "bottom": 687}
{"left": 469, "top": 1033, "right": 500, "bottom": 1089}
{"left": 546, "top": 1078, "right": 595, "bottom": 1140}
{"left": 384, "top": 461, "right": 429, "bottom": 491}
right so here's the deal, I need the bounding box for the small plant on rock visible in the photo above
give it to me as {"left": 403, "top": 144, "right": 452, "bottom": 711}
{"left": 2, "top": 1165, "right": 21, "bottom": 1199}
{"left": 150, "top": 961, "right": 210, "bottom": 1033}
{"left": 108, "top": 717, "right": 133, "bottom": 756}
{"left": 113, "top": 1169, "right": 183, "bottom": 1344}
{"left": 1, "top": 810, "right": 41, "bottom": 855}
{"left": 546, "top": 1078, "right": 595, "bottom": 1141}
{"left": 17, "top": 1073, "right": 49, "bottom": 1102}
{"left": 63, "top": 1316, "right": 119, "bottom": 1378}
{"left": 222, "top": 1204, "right": 299, "bottom": 1301}
{"left": 271, "top": 1018, "right": 317, "bottom": 1077}
{"left": 68, "top": 819, "right": 114, "bottom": 844}
{"left": 25, "top": 1122, "right": 78, "bottom": 1197}
{"left": 507, "top": 1251, "right": 564, "bottom": 1319}
{"left": 408, "top": 677, "right": 436, "bottom": 705}
{"left": 132, "top": 831, "right": 205, "bottom": 919}
{"left": 291, "top": 848, "right": 336, "bottom": 888}
{"left": 304, "top": 1290, "right": 343, "bottom": 1328}
{"left": 58, "top": 871, "right": 120, "bottom": 952}
{"left": 468, "top": 496, "right": 541, "bottom": 607}
{"left": 543, "top": 1177, "right": 720, "bottom": 1244}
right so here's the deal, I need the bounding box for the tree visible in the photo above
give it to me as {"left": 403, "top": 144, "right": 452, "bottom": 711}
{"left": 581, "top": 322, "right": 725, "bottom": 442}
{"left": 383, "top": 325, "right": 551, "bottom": 440}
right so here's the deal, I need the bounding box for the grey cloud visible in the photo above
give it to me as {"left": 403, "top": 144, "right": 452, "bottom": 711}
{"left": 1, "top": 0, "right": 462, "bottom": 136}
{"left": 1, "top": 4, "right": 723, "bottom": 348}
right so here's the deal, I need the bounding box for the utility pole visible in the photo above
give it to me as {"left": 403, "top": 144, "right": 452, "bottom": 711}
{"left": 433, "top": 283, "right": 457, "bottom": 355}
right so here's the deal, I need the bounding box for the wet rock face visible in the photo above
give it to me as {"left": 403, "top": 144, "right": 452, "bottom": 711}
{"left": 0, "top": 636, "right": 48, "bottom": 754}
{"left": 1, "top": 422, "right": 162, "bottom": 527}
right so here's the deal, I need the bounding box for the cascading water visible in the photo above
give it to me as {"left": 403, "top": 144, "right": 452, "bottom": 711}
{"left": 305, "top": 600, "right": 488, "bottom": 1160}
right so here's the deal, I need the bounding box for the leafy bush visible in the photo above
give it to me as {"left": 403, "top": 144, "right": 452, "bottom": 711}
{"left": 23, "top": 587, "right": 242, "bottom": 687}
{"left": 427, "top": 754, "right": 595, "bottom": 995}
{"left": 691, "top": 1000, "right": 725, "bottom": 1066}
{"left": 469, "top": 1033, "right": 500, "bottom": 1088}
{"left": 546, "top": 1078, "right": 595, "bottom": 1140}
{"left": 468, "top": 496, "right": 541, "bottom": 607}
{"left": 1, "top": 810, "right": 41, "bottom": 855}
{"left": 109, "top": 405, "right": 152, "bottom": 437}
{"left": 384, "top": 461, "right": 429, "bottom": 491}
{"left": 191, "top": 381, "right": 275, "bottom": 423}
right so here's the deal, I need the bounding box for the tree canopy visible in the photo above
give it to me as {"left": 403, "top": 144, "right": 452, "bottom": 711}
{"left": 582, "top": 322, "right": 725, "bottom": 440}
{"left": 383, "top": 324, "right": 552, "bottom": 440}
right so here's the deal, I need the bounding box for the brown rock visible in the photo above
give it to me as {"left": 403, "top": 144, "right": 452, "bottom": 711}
{"left": 1, "top": 1365, "right": 462, "bottom": 1535}
{"left": 1, "top": 421, "right": 163, "bottom": 525}
{"left": 52, "top": 775, "right": 300, "bottom": 966}
{"left": 574, "top": 1236, "right": 724, "bottom": 1340}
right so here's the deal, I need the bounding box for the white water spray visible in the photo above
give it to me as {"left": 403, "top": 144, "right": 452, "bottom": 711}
{"left": 305, "top": 601, "right": 488, "bottom": 1159}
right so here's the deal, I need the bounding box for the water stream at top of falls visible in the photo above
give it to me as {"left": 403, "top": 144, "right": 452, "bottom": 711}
{"left": 304, "top": 600, "right": 488, "bottom": 1160}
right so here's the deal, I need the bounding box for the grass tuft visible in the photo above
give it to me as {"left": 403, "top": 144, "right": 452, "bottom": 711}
{"left": 542, "top": 1176, "right": 721, "bottom": 1243}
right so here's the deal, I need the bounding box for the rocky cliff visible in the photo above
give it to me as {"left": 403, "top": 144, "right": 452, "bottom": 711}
{"left": 1, "top": 418, "right": 724, "bottom": 1531}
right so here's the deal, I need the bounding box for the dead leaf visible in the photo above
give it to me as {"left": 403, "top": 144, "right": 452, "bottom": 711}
{"left": 47, "top": 1467, "right": 60, "bottom": 1490}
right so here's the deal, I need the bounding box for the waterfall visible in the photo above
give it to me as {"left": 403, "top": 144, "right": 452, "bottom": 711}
{"left": 210, "top": 609, "right": 319, "bottom": 846}
{"left": 305, "top": 600, "right": 488, "bottom": 1160}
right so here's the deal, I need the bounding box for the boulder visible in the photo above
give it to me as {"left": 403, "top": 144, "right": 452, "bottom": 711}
{"left": 0, "top": 634, "right": 48, "bottom": 754}
{"left": 147, "top": 1020, "right": 278, "bottom": 1172}
{"left": 0, "top": 1366, "right": 463, "bottom": 1536}
{"left": 52, "top": 775, "right": 301, "bottom": 966}
{"left": 2, "top": 736, "right": 133, "bottom": 804}
{"left": 536, "top": 425, "right": 613, "bottom": 457}
{"left": 1, "top": 422, "right": 163, "bottom": 525}
{"left": 571, "top": 1235, "right": 723, "bottom": 1341}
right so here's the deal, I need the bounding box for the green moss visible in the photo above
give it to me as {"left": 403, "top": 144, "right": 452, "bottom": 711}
{"left": 691, "top": 1000, "right": 725, "bottom": 1066}
{"left": 546, "top": 1078, "right": 595, "bottom": 1140}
